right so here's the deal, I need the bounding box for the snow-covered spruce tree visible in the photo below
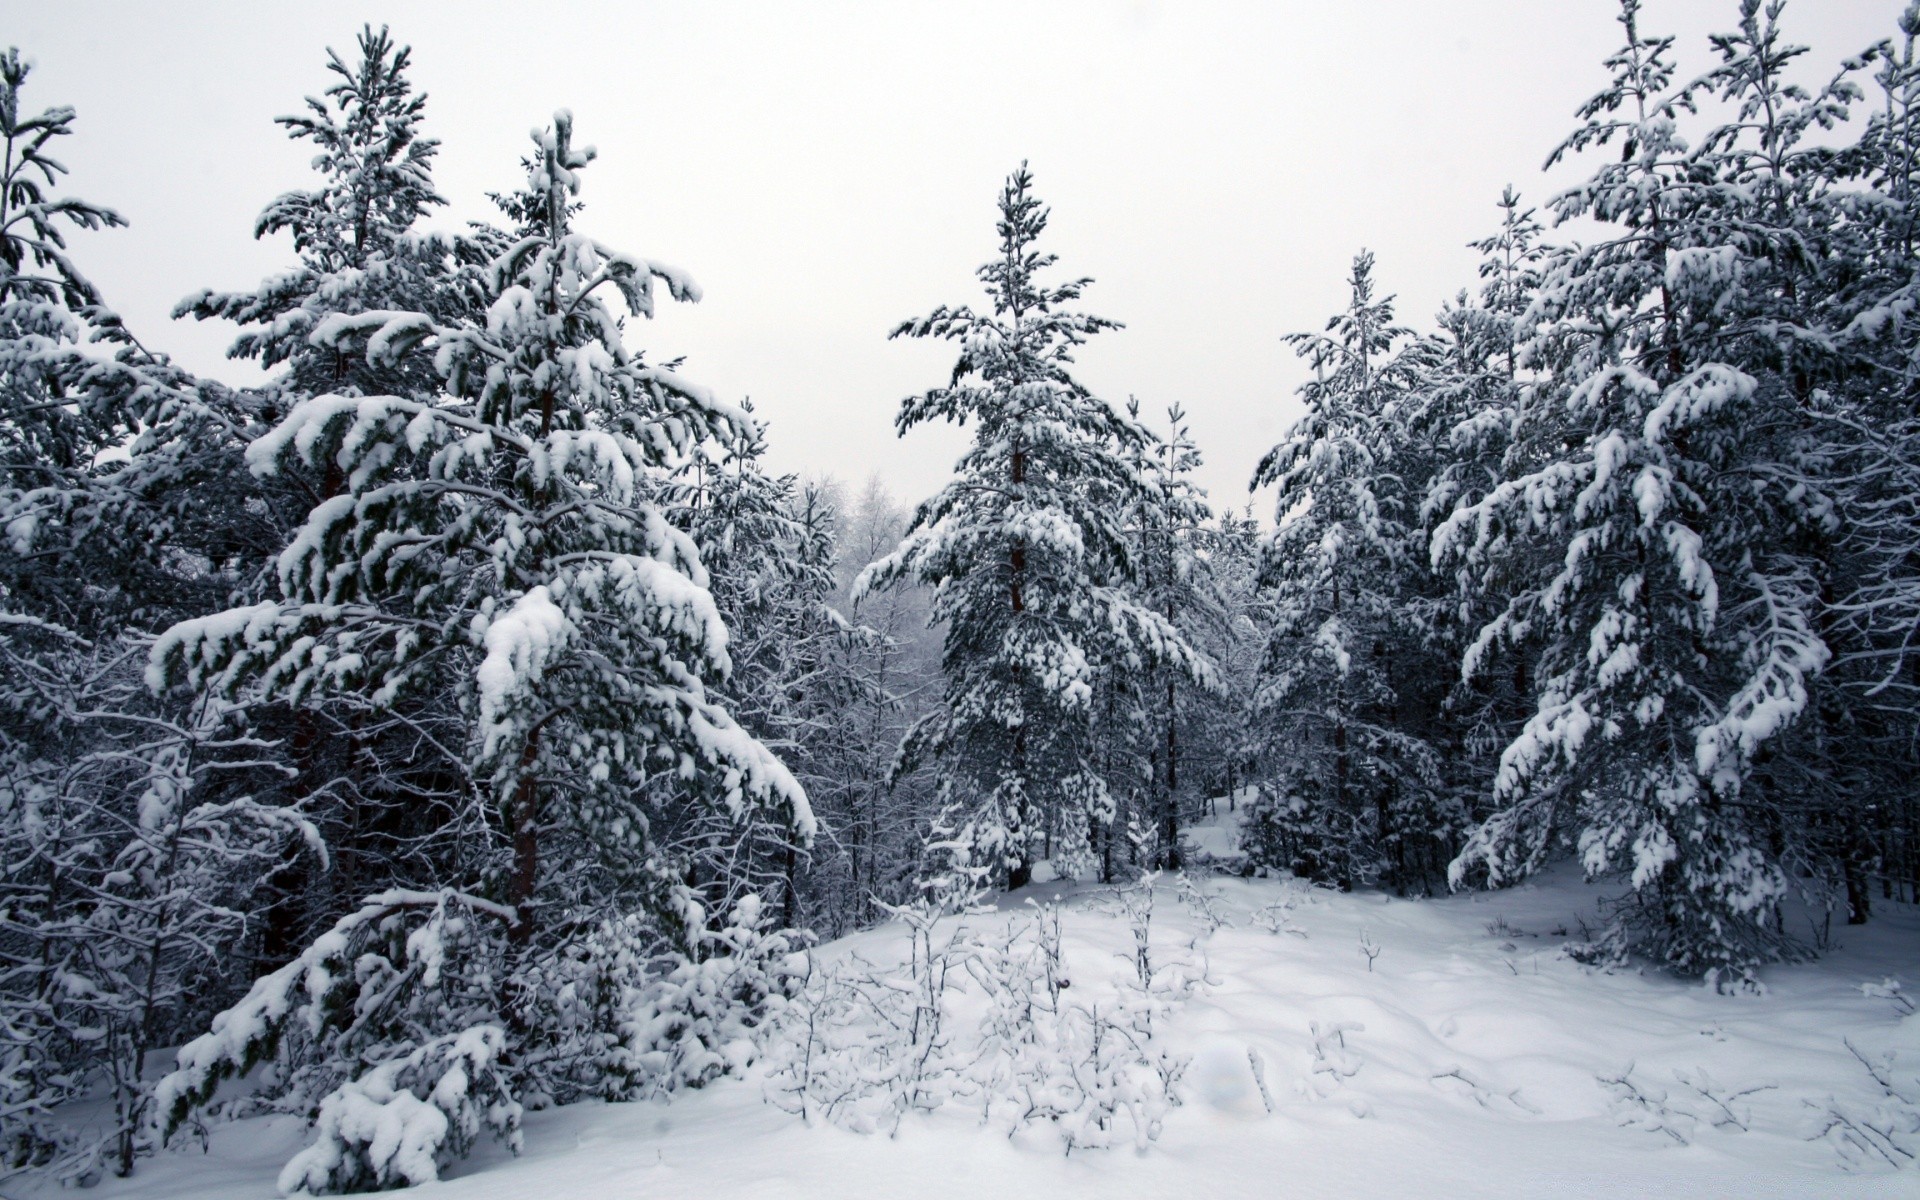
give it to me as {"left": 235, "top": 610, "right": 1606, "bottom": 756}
{"left": 169, "top": 27, "right": 475, "bottom": 959}
{"left": 857, "top": 164, "right": 1207, "bottom": 889}
{"left": 1433, "top": 0, "right": 1865, "bottom": 973}
{"left": 148, "top": 112, "right": 812, "bottom": 1181}
{"left": 1382, "top": 189, "right": 1553, "bottom": 890}
{"left": 1245, "top": 252, "right": 1439, "bottom": 892}
{"left": 1126, "top": 399, "right": 1226, "bottom": 869}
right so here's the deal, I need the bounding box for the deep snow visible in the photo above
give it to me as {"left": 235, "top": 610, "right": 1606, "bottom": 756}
{"left": 69, "top": 804, "right": 1919, "bottom": 1199}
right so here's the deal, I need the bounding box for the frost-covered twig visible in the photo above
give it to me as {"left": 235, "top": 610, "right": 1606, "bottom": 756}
{"left": 1598, "top": 1065, "right": 1692, "bottom": 1144}
{"left": 1358, "top": 928, "right": 1381, "bottom": 972}
{"left": 1804, "top": 1040, "right": 1919, "bottom": 1171}
{"left": 1172, "top": 872, "right": 1234, "bottom": 935}
{"left": 1671, "top": 1067, "right": 1775, "bottom": 1132}
{"left": 1431, "top": 1065, "right": 1542, "bottom": 1115}
{"left": 1247, "top": 1047, "right": 1276, "bottom": 1114}
{"left": 1860, "top": 978, "right": 1916, "bottom": 1017}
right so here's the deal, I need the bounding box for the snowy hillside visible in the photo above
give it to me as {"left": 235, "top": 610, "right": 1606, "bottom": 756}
{"left": 79, "top": 810, "right": 1918, "bottom": 1200}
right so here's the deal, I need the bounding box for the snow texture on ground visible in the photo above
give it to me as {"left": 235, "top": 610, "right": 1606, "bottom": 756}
{"left": 73, "top": 805, "right": 1920, "bottom": 1199}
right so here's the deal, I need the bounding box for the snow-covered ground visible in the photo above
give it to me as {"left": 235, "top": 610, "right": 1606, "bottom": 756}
{"left": 77, "top": 805, "right": 1919, "bottom": 1199}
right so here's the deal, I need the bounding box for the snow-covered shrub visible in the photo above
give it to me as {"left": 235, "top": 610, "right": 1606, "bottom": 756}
{"left": 1000, "top": 883, "right": 1192, "bottom": 1151}
{"left": 1304, "top": 1020, "right": 1365, "bottom": 1102}
{"left": 604, "top": 894, "right": 801, "bottom": 1100}
{"left": 152, "top": 890, "right": 522, "bottom": 1183}
{"left": 974, "top": 892, "right": 1191, "bottom": 1154}
{"left": 1859, "top": 978, "right": 1914, "bottom": 1018}
{"left": 1601, "top": 1063, "right": 1777, "bottom": 1144}
{"left": 1240, "top": 782, "right": 1378, "bottom": 891}
{"left": 1172, "top": 872, "right": 1234, "bottom": 934}
{"left": 277, "top": 1025, "right": 520, "bottom": 1194}
{"left": 0, "top": 634, "right": 321, "bottom": 1183}
{"left": 160, "top": 886, "right": 802, "bottom": 1191}
{"left": 764, "top": 815, "right": 991, "bottom": 1129}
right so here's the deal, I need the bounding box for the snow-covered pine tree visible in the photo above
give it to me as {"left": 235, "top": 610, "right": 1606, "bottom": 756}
{"left": 162, "top": 26, "right": 476, "bottom": 975}
{"left": 153, "top": 107, "right": 811, "bottom": 939}
{"left": 1390, "top": 189, "right": 1553, "bottom": 889}
{"left": 1126, "top": 399, "right": 1226, "bottom": 869}
{"left": 0, "top": 44, "right": 136, "bottom": 637}
{"left": 1245, "top": 251, "right": 1438, "bottom": 891}
{"left": 147, "top": 115, "right": 813, "bottom": 1181}
{"left": 1809, "top": 1, "right": 1920, "bottom": 915}
{"left": 858, "top": 164, "right": 1208, "bottom": 889}
{"left": 762, "top": 481, "right": 869, "bottom": 927}
{"left": 1434, "top": 0, "right": 1862, "bottom": 974}
{"left": 177, "top": 26, "right": 450, "bottom": 406}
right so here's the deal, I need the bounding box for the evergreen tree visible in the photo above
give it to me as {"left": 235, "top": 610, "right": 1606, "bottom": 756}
{"left": 670, "top": 417, "right": 851, "bottom": 925}
{"left": 162, "top": 26, "right": 477, "bottom": 973}
{"left": 177, "top": 25, "right": 451, "bottom": 406}
{"left": 1127, "top": 399, "right": 1225, "bottom": 869}
{"left": 858, "top": 164, "right": 1208, "bottom": 889}
{"left": 1394, "top": 189, "right": 1552, "bottom": 892}
{"left": 0, "top": 50, "right": 317, "bottom": 1182}
{"left": 152, "top": 109, "right": 811, "bottom": 937}
{"left": 1807, "top": 0, "right": 1920, "bottom": 916}
{"left": 1245, "top": 252, "right": 1438, "bottom": 891}
{"left": 1433, "top": 0, "right": 1860, "bottom": 973}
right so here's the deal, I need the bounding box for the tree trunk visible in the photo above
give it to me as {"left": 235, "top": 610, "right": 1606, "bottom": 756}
{"left": 783, "top": 841, "right": 799, "bottom": 930}
{"left": 1163, "top": 677, "right": 1181, "bottom": 871}
{"left": 1008, "top": 725, "right": 1031, "bottom": 890}
{"left": 1006, "top": 438, "right": 1030, "bottom": 891}
{"left": 509, "top": 732, "right": 541, "bottom": 942}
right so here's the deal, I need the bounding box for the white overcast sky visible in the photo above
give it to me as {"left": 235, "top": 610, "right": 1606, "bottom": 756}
{"left": 5, "top": 0, "right": 1899, "bottom": 513}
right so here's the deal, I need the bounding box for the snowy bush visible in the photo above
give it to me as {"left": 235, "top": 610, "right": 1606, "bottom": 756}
{"left": 604, "top": 895, "right": 801, "bottom": 1100}
{"left": 501, "top": 894, "right": 797, "bottom": 1109}
{"left": 1600, "top": 1063, "right": 1776, "bottom": 1144}
{"left": 1240, "top": 782, "right": 1379, "bottom": 891}
{"left": 152, "top": 889, "right": 520, "bottom": 1147}
{"left": 157, "top": 887, "right": 801, "bottom": 1191}
{"left": 277, "top": 1025, "right": 521, "bottom": 1194}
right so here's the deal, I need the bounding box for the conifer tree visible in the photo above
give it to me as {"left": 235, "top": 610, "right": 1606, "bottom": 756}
{"left": 669, "top": 418, "right": 851, "bottom": 923}
{"left": 177, "top": 25, "right": 451, "bottom": 405}
{"left": 0, "top": 51, "right": 318, "bottom": 1183}
{"left": 1823, "top": 0, "right": 1920, "bottom": 911}
{"left": 1433, "top": 0, "right": 1858, "bottom": 973}
{"left": 1127, "top": 399, "right": 1224, "bottom": 869}
{"left": 858, "top": 164, "right": 1207, "bottom": 888}
{"left": 1245, "top": 252, "right": 1437, "bottom": 890}
{"left": 151, "top": 110, "right": 811, "bottom": 937}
